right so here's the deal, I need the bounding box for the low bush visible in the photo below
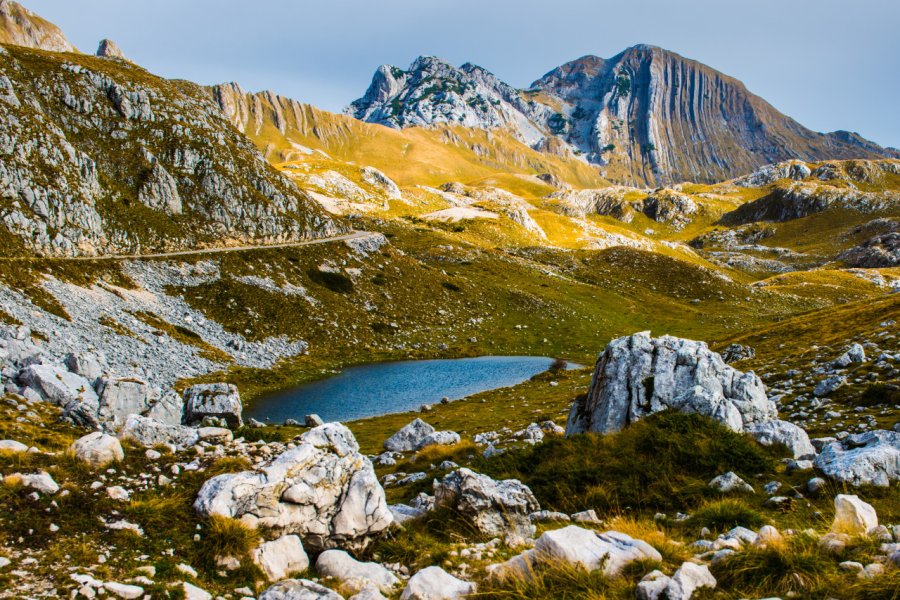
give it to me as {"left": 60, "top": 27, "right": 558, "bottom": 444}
{"left": 476, "top": 411, "right": 775, "bottom": 513}
{"left": 687, "top": 498, "right": 766, "bottom": 533}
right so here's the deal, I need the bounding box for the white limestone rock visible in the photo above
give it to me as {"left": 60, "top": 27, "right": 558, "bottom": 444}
{"left": 259, "top": 579, "right": 344, "bottom": 600}
{"left": 7, "top": 470, "right": 58, "bottom": 495}
{"left": 566, "top": 332, "right": 776, "bottom": 435}
{"left": 97, "top": 377, "right": 153, "bottom": 430}
{"left": 433, "top": 468, "right": 539, "bottom": 539}
{"left": 814, "top": 430, "right": 900, "bottom": 487}
{"left": 531, "top": 526, "right": 662, "bottom": 577}
{"left": 636, "top": 562, "right": 716, "bottom": 600}
{"left": 252, "top": 534, "right": 309, "bottom": 582}
{"left": 316, "top": 549, "right": 399, "bottom": 594}
{"left": 183, "top": 383, "right": 242, "bottom": 428}
{"left": 119, "top": 414, "right": 199, "bottom": 450}
{"left": 0, "top": 439, "right": 28, "bottom": 453}
{"left": 399, "top": 566, "right": 475, "bottom": 600}
{"left": 194, "top": 423, "right": 392, "bottom": 551}
{"left": 747, "top": 420, "right": 816, "bottom": 459}
{"left": 384, "top": 418, "right": 459, "bottom": 452}
{"left": 69, "top": 432, "right": 124, "bottom": 468}
{"left": 708, "top": 472, "right": 754, "bottom": 494}
{"left": 831, "top": 494, "right": 878, "bottom": 536}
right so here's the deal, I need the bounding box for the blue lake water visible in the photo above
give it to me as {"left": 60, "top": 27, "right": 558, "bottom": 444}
{"left": 246, "top": 356, "right": 572, "bottom": 424}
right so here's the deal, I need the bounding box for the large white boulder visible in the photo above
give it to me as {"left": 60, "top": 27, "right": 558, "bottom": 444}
{"left": 253, "top": 534, "right": 309, "bottom": 582}
{"left": 533, "top": 526, "right": 662, "bottom": 576}
{"left": 7, "top": 470, "right": 59, "bottom": 495}
{"left": 433, "top": 468, "right": 539, "bottom": 539}
{"left": 708, "top": 472, "right": 754, "bottom": 494}
{"left": 194, "top": 423, "right": 392, "bottom": 551}
{"left": 0, "top": 440, "right": 28, "bottom": 453}
{"left": 69, "top": 432, "right": 124, "bottom": 468}
{"left": 19, "top": 364, "right": 97, "bottom": 409}
{"left": 831, "top": 494, "right": 878, "bottom": 536}
{"left": 399, "top": 566, "right": 475, "bottom": 600}
{"left": 566, "top": 332, "right": 776, "bottom": 435}
{"left": 97, "top": 377, "right": 152, "bottom": 430}
{"left": 183, "top": 383, "right": 242, "bottom": 428}
{"left": 747, "top": 420, "right": 816, "bottom": 459}
{"left": 316, "top": 549, "right": 399, "bottom": 594}
{"left": 384, "top": 419, "right": 459, "bottom": 452}
{"left": 814, "top": 430, "right": 900, "bottom": 487}
{"left": 259, "top": 579, "right": 343, "bottom": 600}
{"left": 119, "top": 414, "right": 199, "bottom": 450}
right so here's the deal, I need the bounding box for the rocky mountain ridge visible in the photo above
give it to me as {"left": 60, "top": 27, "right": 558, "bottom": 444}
{"left": 0, "top": 44, "right": 344, "bottom": 257}
{"left": 0, "top": 0, "right": 74, "bottom": 53}
{"left": 349, "top": 47, "right": 898, "bottom": 186}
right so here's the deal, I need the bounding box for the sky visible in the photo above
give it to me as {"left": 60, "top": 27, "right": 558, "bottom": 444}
{"left": 26, "top": 0, "right": 900, "bottom": 148}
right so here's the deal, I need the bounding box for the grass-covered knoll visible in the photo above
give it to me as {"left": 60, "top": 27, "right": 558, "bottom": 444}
{"left": 474, "top": 412, "right": 776, "bottom": 513}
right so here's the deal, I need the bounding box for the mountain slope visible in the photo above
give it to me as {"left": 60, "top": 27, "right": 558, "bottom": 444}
{"left": 0, "top": 0, "right": 74, "bottom": 52}
{"left": 349, "top": 47, "right": 897, "bottom": 186}
{"left": 0, "top": 45, "right": 344, "bottom": 257}
{"left": 210, "top": 82, "right": 608, "bottom": 192}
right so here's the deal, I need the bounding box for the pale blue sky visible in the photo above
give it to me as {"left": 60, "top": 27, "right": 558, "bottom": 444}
{"left": 26, "top": 0, "right": 900, "bottom": 148}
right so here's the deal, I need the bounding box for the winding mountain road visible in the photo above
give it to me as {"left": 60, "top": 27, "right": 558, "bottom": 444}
{"left": 0, "top": 230, "right": 378, "bottom": 261}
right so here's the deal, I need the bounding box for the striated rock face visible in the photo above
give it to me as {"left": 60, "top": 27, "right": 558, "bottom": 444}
{"left": 348, "top": 47, "right": 896, "bottom": 186}
{"left": 566, "top": 332, "right": 776, "bottom": 435}
{"left": 95, "top": 39, "right": 125, "bottom": 60}
{"left": 194, "top": 423, "right": 393, "bottom": 552}
{"left": 0, "top": 0, "right": 76, "bottom": 53}
{"left": 0, "top": 44, "right": 345, "bottom": 257}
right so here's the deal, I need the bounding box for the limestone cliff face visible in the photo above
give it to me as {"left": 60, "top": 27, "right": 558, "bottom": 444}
{"left": 0, "top": 0, "right": 75, "bottom": 53}
{"left": 349, "top": 46, "right": 897, "bottom": 186}
{"left": 0, "top": 45, "right": 344, "bottom": 257}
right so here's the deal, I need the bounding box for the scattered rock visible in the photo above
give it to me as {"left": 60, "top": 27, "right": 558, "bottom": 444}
{"left": 384, "top": 418, "right": 460, "bottom": 452}
{"left": 183, "top": 383, "right": 243, "bottom": 428}
{"left": 69, "top": 432, "right": 124, "bottom": 468}
{"left": 708, "top": 472, "right": 755, "bottom": 494}
{"left": 831, "top": 494, "right": 878, "bottom": 536}
{"left": 747, "top": 420, "right": 816, "bottom": 459}
{"left": 119, "top": 414, "right": 199, "bottom": 450}
{"left": 636, "top": 562, "right": 716, "bottom": 600}
{"left": 316, "top": 549, "right": 399, "bottom": 594}
{"left": 399, "top": 566, "right": 475, "bottom": 600}
{"left": 721, "top": 344, "right": 755, "bottom": 363}
{"left": 814, "top": 430, "right": 900, "bottom": 487}
{"left": 259, "top": 579, "right": 343, "bottom": 600}
{"left": 434, "top": 468, "right": 539, "bottom": 539}
{"left": 814, "top": 375, "right": 846, "bottom": 397}
{"left": 253, "top": 534, "right": 309, "bottom": 582}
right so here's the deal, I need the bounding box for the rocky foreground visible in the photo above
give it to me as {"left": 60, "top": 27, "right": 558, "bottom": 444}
{"left": 0, "top": 331, "right": 898, "bottom": 599}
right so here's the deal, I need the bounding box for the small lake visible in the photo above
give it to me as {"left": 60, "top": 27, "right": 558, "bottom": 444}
{"left": 246, "top": 356, "right": 574, "bottom": 424}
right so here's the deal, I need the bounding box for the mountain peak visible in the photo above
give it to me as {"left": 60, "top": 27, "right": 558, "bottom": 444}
{"left": 0, "top": 0, "right": 76, "bottom": 52}
{"left": 96, "top": 38, "right": 126, "bottom": 60}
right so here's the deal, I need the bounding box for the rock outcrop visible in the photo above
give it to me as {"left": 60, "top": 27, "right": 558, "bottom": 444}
{"left": 433, "top": 468, "right": 540, "bottom": 539}
{"left": 814, "top": 430, "right": 900, "bottom": 487}
{"left": 95, "top": 39, "right": 126, "bottom": 60}
{"left": 839, "top": 232, "right": 900, "bottom": 268}
{"left": 194, "top": 423, "right": 393, "bottom": 551}
{"left": 183, "top": 383, "right": 243, "bottom": 428}
{"left": 566, "top": 332, "right": 776, "bottom": 435}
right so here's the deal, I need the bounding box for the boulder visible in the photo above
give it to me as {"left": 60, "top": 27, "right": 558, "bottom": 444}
{"left": 0, "top": 440, "right": 28, "bottom": 453}
{"left": 566, "top": 332, "right": 776, "bottom": 435}
{"left": 708, "top": 472, "right": 754, "bottom": 494}
{"left": 194, "top": 423, "right": 392, "bottom": 552}
{"left": 259, "top": 579, "right": 344, "bottom": 600}
{"left": 252, "top": 534, "right": 309, "bottom": 582}
{"left": 814, "top": 430, "right": 900, "bottom": 487}
{"left": 144, "top": 390, "right": 185, "bottom": 426}
{"left": 183, "top": 383, "right": 242, "bottom": 428}
{"left": 64, "top": 352, "right": 105, "bottom": 384}
{"left": 96, "top": 39, "right": 126, "bottom": 60}
{"left": 434, "top": 468, "right": 539, "bottom": 539}
{"left": 399, "top": 566, "right": 475, "bottom": 600}
{"left": 527, "top": 526, "right": 662, "bottom": 577}
{"left": 315, "top": 550, "right": 399, "bottom": 594}
{"left": 384, "top": 419, "right": 459, "bottom": 452}
{"left": 747, "top": 420, "right": 816, "bottom": 459}
{"left": 814, "top": 375, "right": 846, "bottom": 397}
{"left": 348, "top": 588, "right": 388, "bottom": 600}
{"left": 834, "top": 343, "right": 866, "bottom": 367}
{"left": 306, "top": 414, "right": 325, "bottom": 427}
{"left": 7, "top": 471, "right": 59, "bottom": 495}
{"left": 120, "top": 414, "right": 199, "bottom": 450}
{"left": 636, "top": 562, "right": 716, "bottom": 600}
{"left": 721, "top": 344, "right": 755, "bottom": 363}
{"left": 97, "top": 377, "right": 152, "bottom": 429}
{"left": 18, "top": 364, "right": 97, "bottom": 408}
{"left": 756, "top": 525, "right": 783, "bottom": 547}
{"left": 831, "top": 494, "right": 878, "bottom": 536}
{"left": 181, "top": 582, "right": 212, "bottom": 600}
{"left": 69, "top": 432, "right": 124, "bottom": 467}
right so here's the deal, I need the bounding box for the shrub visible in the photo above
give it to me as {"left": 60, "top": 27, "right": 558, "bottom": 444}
{"left": 476, "top": 411, "right": 775, "bottom": 513}
{"left": 307, "top": 268, "right": 354, "bottom": 293}
{"left": 441, "top": 281, "right": 461, "bottom": 292}
{"left": 859, "top": 383, "right": 900, "bottom": 407}
{"left": 687, "top": 499, "right": 766, "bottom": 533}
